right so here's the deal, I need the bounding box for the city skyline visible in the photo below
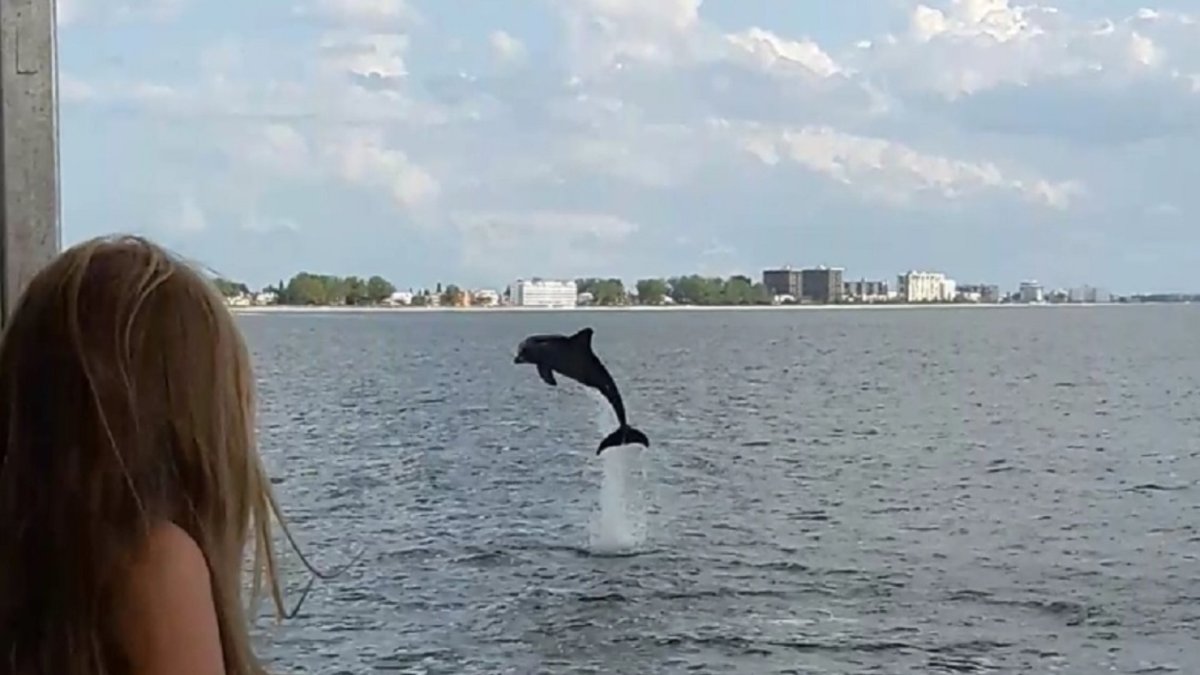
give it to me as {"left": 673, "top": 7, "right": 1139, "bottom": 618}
{"left": 227, "top": 264, "right": 1121, "bottom": 303}
{"left": 59, "top": 1, "right": 1199, "bottom": 292}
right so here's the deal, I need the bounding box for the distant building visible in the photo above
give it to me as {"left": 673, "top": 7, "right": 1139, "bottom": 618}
{"left": 1018, "top": 281, "right": 1044, "bottom": 304}
{"left": 897, "top": 271, "right": 954, "bottom": 302}
{"left": 510, "top": 278, "right": 578, "bottom": 308}
{"left": 254, "top": 290, "right": 278, "bottom": 306}
{"left": 844, "top": 279, "right": 890, "bottom": 303}
{"left": 471, "top": 289, "right": 500, "bottom": 306}
{"left": 1068, "top": 285, "right": 1112, "bottom": 303}
{"left": 942, "top": 278, "right": 957, "bottom": 302}
{"left": 801, "top": 266, "right": 844, "bottom": 303}
{"left": 956, "top": 284, "right": 1001, "bottom": 304}
{"left": 762, "top": 267, "right": 801, "bottom": 299}
{"left": 388, "top": 290, "right": 415, "bottom": 305}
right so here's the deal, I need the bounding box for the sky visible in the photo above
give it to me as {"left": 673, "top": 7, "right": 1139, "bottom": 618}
{"left": 56, "top": 0, "right": 1200, "bottom": 293}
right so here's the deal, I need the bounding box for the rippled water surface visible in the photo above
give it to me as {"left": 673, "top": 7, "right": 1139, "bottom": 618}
{"left": 239, "top": 306, "right": 1200, "bottom": 674}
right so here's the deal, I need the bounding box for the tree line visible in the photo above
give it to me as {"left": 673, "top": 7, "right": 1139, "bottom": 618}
{"left": 211, "top": 272, "right": 777, "bottom": 306}
{"left": 213, "top": 273, "right": 482, "bottom": 307}
{"left": 576, "top": 275, "right": 773, "bottom": 306}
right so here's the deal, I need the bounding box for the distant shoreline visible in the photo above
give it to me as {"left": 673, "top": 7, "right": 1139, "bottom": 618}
{"left": 228, "top": 302, "right": 1143, "bottom": 315}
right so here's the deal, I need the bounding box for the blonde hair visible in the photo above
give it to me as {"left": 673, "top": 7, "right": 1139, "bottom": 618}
{"left": 0, "top": 235, "right": 304, "bottom": 673}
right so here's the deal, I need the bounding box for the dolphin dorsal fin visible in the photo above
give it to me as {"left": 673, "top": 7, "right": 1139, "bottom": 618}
{"left": 570, "top": 327, "right": 594, "bottom": 349}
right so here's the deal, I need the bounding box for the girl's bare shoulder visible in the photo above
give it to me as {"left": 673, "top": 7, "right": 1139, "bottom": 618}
{"left": 120, "top": 522, "right": 226, "bottom": 674}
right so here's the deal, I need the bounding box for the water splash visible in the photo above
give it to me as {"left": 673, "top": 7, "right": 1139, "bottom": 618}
{"left": 586, "top": 393, "right": 649, "bottom": 555}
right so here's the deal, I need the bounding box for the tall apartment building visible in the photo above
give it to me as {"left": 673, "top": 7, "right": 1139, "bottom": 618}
{"left": 801, "top": 266, "right": 844, "bottom": 304}
{"left": 844, "top": 279, "right": 890, "bottom": 302}
{"left": 957, "top": 284, "right": 1001, "bottom": 303}
{"left": 1018, "top": 281, "right": 1044, "bottom": 304}
{"left": 897, "top": 270, "right": 955, "bottom": 302}
{"left": 762, "top": 267, "right": 802, "bottom": 299}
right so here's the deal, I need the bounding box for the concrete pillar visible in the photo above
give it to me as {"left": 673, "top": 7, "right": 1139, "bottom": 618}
{"left": 1, "top": 0, "right": 61, "bottom": 325}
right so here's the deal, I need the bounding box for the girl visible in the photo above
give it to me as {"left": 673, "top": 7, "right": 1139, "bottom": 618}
{"left": 0, "top": 235, "right": 301, "bottom": 674}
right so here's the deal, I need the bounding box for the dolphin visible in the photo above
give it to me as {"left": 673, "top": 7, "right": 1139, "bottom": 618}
{"left": 513, "top": 327, "right": 650, "bottom": 456}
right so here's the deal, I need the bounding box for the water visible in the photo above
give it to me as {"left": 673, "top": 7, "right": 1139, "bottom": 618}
{"left": 588, "top": 394, "right": 651, "bottom": 556}
{"left": 239, "top": 305, "right": 1200, "bottom": 674}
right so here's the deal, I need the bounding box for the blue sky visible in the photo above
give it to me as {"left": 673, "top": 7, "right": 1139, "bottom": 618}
{"left": 57, "top": 0, "right": 1199, "bottom": 293}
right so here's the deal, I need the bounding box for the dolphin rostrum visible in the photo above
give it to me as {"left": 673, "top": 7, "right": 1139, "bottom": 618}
{"left": 513, "top": 327, "right": 650, "bottom": 456}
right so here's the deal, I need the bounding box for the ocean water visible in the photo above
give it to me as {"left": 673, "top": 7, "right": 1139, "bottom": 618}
{"left": 239, "top": 305, "right": 1200, "bottom": 674}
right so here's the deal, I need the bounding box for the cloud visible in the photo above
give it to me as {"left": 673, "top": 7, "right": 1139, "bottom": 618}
{"left": 327, "top": 128, "right": 439, "bottom": 210}
{"left": 233, "top": 123, "right": 438, "bottom": 209}
{"left": 242, "top": 214, "right": 300, "bottom": 235}
{"left": 452, "top": 210, "right": 640, "bottom": 279}
{"left": 318, "top": 32, "right": 409, "bottom": 81}
{"left": 170, "top": 193, "right": 207, "bottom": 234}
{"left": 725, "top": 120, "right": 1083, "bottom": 209}
{"left": 292, "top": 0, "right": 418, "bottom": 28}
{"left": 57, "top": 0, "right": 187, "bottom": 26}
{"left": 855, "top": 0, "right": 1198, "bottom": 98}
{"left": 724, "top": 28, "right": 844, "bottom": 79}
{"left": 56, "top": 0, "right": 1200, "bottom": 291}
{"left": 489, "top": 30, "right": 527, "bottom": 63}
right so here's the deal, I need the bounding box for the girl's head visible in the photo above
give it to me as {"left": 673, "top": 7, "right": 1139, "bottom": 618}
{"left": 0, "top": 235, "right": 286, "bottom": 673}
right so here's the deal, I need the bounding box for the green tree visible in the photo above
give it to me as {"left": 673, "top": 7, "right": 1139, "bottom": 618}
{"left": 212, "top": 277, "right": 249, "bottom": 298}
{"left": 719, "top": 275, "right": 770, "bottom": 305}
{"left": 721, "top": 275, "right": 754, "bottom": 305}
{"left": 668, "top": 275, "right": 726, "bottom": 305}
{"left": 342, "top": 276, "right": 368, "bottom": 306}
{"left": 635, "top": 278, "right": 670, "bottom": 305}
{"left": 577, "top": 277, "right": 627, "bottom": 305}
{"left": 281, "top": 273, "right": 329, "bottom": 305}
{"left": 440, "top": 284, "right": 464, "bottom": 306}
{"left": 366, "top": 275, "right": 396, "bottom": 304}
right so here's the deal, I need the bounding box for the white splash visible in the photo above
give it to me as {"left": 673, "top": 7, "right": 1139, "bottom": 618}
{"left": 586, "top": 393, "right": 650, "bottom": 555}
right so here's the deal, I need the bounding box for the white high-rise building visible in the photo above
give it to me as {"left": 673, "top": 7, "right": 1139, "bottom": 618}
{"left": 897, "top": 271, "right": 955, "bottom": 302}
{"left": 510, "top": 278, "right": 578, "bottom": 308}
{"left": 1019, "top": 281, "right": 1044, "bottom": 303}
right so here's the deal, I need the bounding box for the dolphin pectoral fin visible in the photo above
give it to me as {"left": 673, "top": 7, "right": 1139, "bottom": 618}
{"left": 536, "top": 363, "right": 557, "bottom": 386}
{"left": 596, "top": 425, "right": 650, "bottom": 455}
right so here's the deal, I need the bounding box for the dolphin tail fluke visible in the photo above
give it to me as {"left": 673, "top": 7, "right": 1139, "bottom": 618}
{"left": 596, "top": 425, "right": 650, "bottom": 456}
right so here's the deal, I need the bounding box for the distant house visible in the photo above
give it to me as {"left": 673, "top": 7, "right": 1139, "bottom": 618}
{"left": 388, "top": 291, "right": 415, "bottom": 306}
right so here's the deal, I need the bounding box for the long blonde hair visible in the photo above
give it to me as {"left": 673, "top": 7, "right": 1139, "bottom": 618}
{"left": 0, "top": 235, "right": 304, "bottom": 673}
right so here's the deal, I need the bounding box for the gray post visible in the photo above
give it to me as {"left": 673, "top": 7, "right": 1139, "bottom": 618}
{"left": 0, "top": 0, "right": 61, "bottom": 326}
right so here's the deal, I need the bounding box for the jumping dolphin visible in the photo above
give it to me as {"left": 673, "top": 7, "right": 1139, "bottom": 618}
{"left": 513, "top": 327, "right": 650, "bottom": 456}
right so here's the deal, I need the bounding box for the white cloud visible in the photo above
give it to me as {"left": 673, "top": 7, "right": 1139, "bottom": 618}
{"left": 57, "top": 0, "right": 187, "bottom": 26}
{"left": 223, "top": 122, "right": 438, "bottom": 217}
{"left": 554, "top": 0, "right": 704, "bottom": 72}
{"left": 171, "top": 193, "right": 207, "bottom": 233}
{"left": 242, "top": 214, "right": 300, "bottom": 234}
{"left": 59, "top": 73, "right": 98, "bottom": 103}
{"left": 56, "top": 0, "right": 1200, "bottom": 289}
{"left": 724, "top": 120, "right": 1082, "bottom": 209}
{"left": 858, "top": 0, "right": 1197, "bottom": 98}
{"left": 293, "top": 0, "right": 417, "bottom": 27}
{"left": 571, "top": 0, "right": 701, "bottom": 32}
{"left": 454, "top": 210, "right": 638, "bottom": 242}
{"left": 452, "top": 210, "right": 640, "bottom": 278}
{"left": 318, "top": 32, "right": 409, "bottom": 80}
{"left": 324, "top": 129, "right": 439, "bottom": 209}
{"left": 242, "top": 124, "right": 313, "bottom": 179}
{"left": 725, "top": 28, "right": 843, "bottom": 78}
{"left": 489, "top": 30, "right": 528, "bottom": 63}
